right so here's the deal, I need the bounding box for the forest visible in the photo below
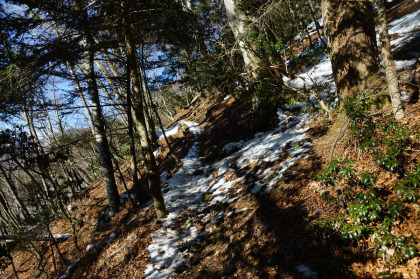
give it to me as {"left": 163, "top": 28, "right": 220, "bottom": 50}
{"left": 0, "top": 0, "right": 420, "bottom": 278}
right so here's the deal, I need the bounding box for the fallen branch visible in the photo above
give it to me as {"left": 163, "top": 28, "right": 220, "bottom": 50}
{"left": 0, "top": 234, "right": 71, "bottom": 242}
{"left": 329, "top": 117, "right": 350, "bottom": 162}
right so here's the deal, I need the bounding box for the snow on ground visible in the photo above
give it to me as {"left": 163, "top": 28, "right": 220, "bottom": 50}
{"left": 67, "top": 203, "right": 74, "bottom": 211}
{"left": 145, "top": 127, "right": 238, "bottom": 278}
{"left": 283, "top": 55, "right": 334, "bottom": 91}
{"left": 156, "top": 120, "right": 200, "bottom": 141}
{"left": 389, "top": 8, "right": 420, "bottom": 35}
{"left": 221, "top": 108, "right": 312, "bottom": 193}
{"left": 146, "top": 105, "right": 314, "bottom": 278}
{"left": 377, "top": 8, "right": 420, "bottom": 52}
{"left": 394, "top": 59, "right": 418, "bottom": 70}
{"left": 55, "top": 260, "right": 78, "bottom": 279}
{"left": 285, "top": 8, "right": 420, "bottom": 110}
{"left": 146, "top": 104, "right": 313, "bottom": 277}
{"left": 307, "top": 19, "right": 323, "bottom": 36}
{"left": 144, "top": 9, "right": 420, "bottom": 279}
{"left": 39, "top": 234, "right": 72, "bottom": 240}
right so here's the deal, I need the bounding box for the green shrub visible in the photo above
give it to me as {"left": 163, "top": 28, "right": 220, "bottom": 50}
{"left": 311, "top": 92, "right": 419, "bottom": 268}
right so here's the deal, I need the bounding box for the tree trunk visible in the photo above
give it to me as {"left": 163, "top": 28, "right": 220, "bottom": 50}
{"left": 223, "top": 0, "right": 262, "bottom": 79}
{"left": 69, "top": 64, "right": 96, "bottom": 135}
{"left": 95, "top": 59, "right": 128, "bottom": 124}
{"left": 307, "top": 0, "right": 327, "bottom": 47}
{"left": 82, "top": 35, "right": 120, "bottom": 216}
{"left": 126, "top": 65, "right": 149, "bottom": 204}
{"left": 321, "top": 0, "right": 379, "bottom": 105}
{"left": 139, "top": 57, "right": 158, "bottom": 145}
{"left": 0, "top": 166, "right": 31, "bottom": 220}
{"left": 377, "top": 0, "right": 405, "bottom": 120}
{"left": 122, "top": 0, "right": 168, "bottom": 218}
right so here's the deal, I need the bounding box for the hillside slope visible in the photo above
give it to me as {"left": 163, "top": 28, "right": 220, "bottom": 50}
{"left": 2, "top": 1, "right": 420, "bottom": 279}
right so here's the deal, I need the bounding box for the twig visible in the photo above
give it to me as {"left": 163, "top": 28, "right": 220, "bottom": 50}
{"left": 329, "top": 117, "right": 350, "bottom": 162}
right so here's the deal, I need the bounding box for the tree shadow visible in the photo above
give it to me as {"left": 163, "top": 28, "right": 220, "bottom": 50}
{"left": 173, "top": 99, "right": 374, "bottom": 278}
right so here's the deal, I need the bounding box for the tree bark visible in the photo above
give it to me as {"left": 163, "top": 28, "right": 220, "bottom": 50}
{"left": 377, "top": 0, "right": 405, "bottom": 120}
{"left": 83, "top": 46, "right": 120, "bottom": 215}
{"left": 78, "top": 4, "right": 120, "bottom": 215}
{"left": 121, "top": 0, "right": 168, "bottom": 218}
{"left": 223, "top": 0, "right": 262, "bottom": 79}
{"left": 321, "top": 0, "right": 379, "bottom": 105}
{"left": 126, "top": 64, "right": 149, "bottom": 204}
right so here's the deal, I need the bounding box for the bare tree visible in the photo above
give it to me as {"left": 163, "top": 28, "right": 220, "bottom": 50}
{"left": 377, "top": 0, "right": 405, "bottom": 119}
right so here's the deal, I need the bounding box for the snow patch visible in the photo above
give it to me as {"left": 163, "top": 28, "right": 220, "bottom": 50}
{"left": 401, "top": 91, "right": 411, "bottom": 101}
{"left": 41, "top": 234, "right": 72, "bottom": 240}
{"left": 55, "top": 260, "right": 78, "bottom": 279}
{"left": 86, "top": 243, "right": 96, "bottom": 251}
{"left": 284, "top": 55, "right": 334, "bottom": 91}
{"left": 153, "top": 147, "right": 161, "bottom": 157}
{"left": 388, "top": 9, "right": 420, "bottom": 35}
{"left": 156, "top": 120, "right": 200, "bottom": 141}
{"left": 66, "top": 203, "right": 74, "bottom": 211}
{"left": 106, "top": 232, "right": 116, "bottom": 243}
{"left": 394, "top": 59, "right": 418, "bottom": 71}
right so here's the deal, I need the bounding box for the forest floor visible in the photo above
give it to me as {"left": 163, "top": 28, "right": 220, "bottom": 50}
{"left": 2, "top": 1, "right": 420, "bottom": 278}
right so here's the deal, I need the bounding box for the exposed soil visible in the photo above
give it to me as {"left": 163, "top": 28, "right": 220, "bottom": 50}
{"left": 3, "top": 92, "right": 420, "bottom": 279}
{"left": 2, "top": 2, "right": 420, "bottom": 279}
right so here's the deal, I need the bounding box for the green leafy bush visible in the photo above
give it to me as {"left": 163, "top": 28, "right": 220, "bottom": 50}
{"left": 311, "top": 93, "right": 419, "bottom": 267}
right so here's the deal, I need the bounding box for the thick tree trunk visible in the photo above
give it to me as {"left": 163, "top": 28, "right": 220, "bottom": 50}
{"left": 321, "top": 0, "right": 379, "bottom": 105}
{"left": 377, "top": 0, "right": 405, "bottom": 120}
{"left": 122, "top": 0, "right": 168, "bottom": 218}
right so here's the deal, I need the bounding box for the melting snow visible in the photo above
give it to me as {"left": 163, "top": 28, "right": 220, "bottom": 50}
{"left": 40, "top": 234, "right": 72, "bottom": 240}
{"left": 146, "top": 125, "right": 238, "bottom": 278}
{"left": 153, "top": 147, "right": 162, "bottom": 157}
{"left": 55, "top": 260, "right": 78, "bottom": 279}
{"left": 106, "top": 232, "right": 116, "bottom": 243}
{"left": 394, "top": 59, "right": 418, "bottom": 70}
{"left": 283, "top": 55, "right": 334, "bottom": 92}
{"left": 146, "top": 102, "right": 314, "bottom": 277}
{"left": 389, "top": 9, "right": 420, "bottom": 35}
{"left": 377, "top": 9, "right": 420, "bottom": 50}
{"left": 144, "top": 10, "right": 420, "bottom": 278}
{"left": 86, "top": 243, "right": 96, "bottom": 251}
{"left": 66, "top": 203, "right": 74, "bottom": 211}
{"left": 156, "top": 120, "right": 200, "bottom": 141}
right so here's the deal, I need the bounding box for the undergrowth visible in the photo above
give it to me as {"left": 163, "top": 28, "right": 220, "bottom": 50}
{"left": 310, "top": 92, "right": 419, "bottom": 272}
